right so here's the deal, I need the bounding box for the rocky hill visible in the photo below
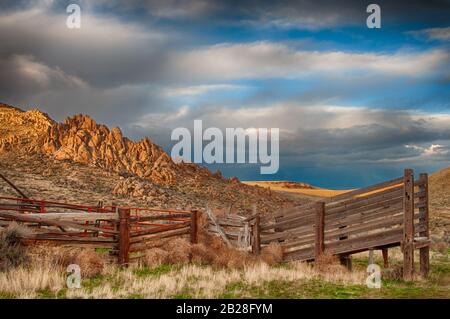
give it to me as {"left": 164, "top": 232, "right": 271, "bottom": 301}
{"left": 0, "top": 103, "right": 303, "bottom": 214}
{"left": 429, "top": 166, "right": 450, "bottom": 241}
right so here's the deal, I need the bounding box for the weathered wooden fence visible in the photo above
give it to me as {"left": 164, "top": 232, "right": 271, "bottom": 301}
{"left": 0, "top": 196, "right": 199, "bottom": 266}
{"left": 204, "top": 207, "right": 252, "bottom": 250}
{"left": 0, "top": 168, "right": 431, "bottom": 280}
{"left": 247, "top": 169, "right": 430, "bottom": 280}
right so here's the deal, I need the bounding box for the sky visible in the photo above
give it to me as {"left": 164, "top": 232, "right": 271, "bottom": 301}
{"left": 0, "top": 0, "right": 449, "bottom": 188}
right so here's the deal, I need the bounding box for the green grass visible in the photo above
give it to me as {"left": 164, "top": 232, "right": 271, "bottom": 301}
{"left": 218, "top": 250, "right": 450, "bottom": 299}
{"left": 36, "top": 288, "right": 67, "bottom": 299}
{"left": 133, "top": 263, "right": 176, "bottom": 277}
{"left": 1, "top": 249, "right": 448, "bottom": 299}
{"left": 82, "top": 275, "right": 106, "bottom": 293}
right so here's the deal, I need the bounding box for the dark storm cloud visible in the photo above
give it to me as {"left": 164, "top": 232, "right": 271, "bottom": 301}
{"left": 0, "top": 7, "right": 173, "bottom": 89}
{"left": 66, "top": 0, "right": 450, "bottom": 29}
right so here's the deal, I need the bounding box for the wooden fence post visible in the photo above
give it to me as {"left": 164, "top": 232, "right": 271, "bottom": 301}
{"left": 252, "top": 213, "right": 261, "bottom": 255}
{"left": 190, "top": 210, "right": 199, "bottom": 244}
{"left": 382, "top": 248, "right": 389, "bottom": 268}
{"left": 315, "top": 202, "right": 325, "bottom": 260}
{"left": 419, "top": 173, "right": 430, "bottom": 278}
{"left": 403, "top": 169, "right": 414, "bottom": 281}
{"left": 118, "top": 208, "right": 130, "bottom": 267}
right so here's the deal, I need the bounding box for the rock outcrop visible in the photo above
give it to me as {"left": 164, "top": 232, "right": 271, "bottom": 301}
{"left": 0, "top": 104, "right": 177, "bottom": 184}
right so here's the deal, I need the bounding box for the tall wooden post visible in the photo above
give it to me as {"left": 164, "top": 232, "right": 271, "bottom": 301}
{"left": 419, "top": 173, "right": 430, "bottom": 278}
{"left": 382, "top": 248, "right": 389, "bottom": 268}
{"left": 368, "top": 248, "right": 374, "bottom": 265}
{"left": 252, "top": 213, "right": 261, "bottom": 255}
{"left": 315, "top": 202, "right": 325, "bottom": 260}
{"left": 190, "top": 210, "right": 199, "bottom": 244}
{"left": 403, "top": 169, "right": 415, "bottom": 281}
{"left": 118, "top": 208, "right": 130, "bottom": 267}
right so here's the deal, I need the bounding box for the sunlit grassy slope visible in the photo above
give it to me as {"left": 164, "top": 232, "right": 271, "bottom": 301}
{"left": 242, "top": 181, "right": 353, "bottom": 198}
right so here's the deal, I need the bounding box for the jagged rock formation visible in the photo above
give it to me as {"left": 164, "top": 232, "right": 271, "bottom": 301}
{"left": 1, "top": 104, "right": 177, "bottom": 184}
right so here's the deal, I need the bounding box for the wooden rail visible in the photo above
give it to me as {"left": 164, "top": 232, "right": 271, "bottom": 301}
{"left": 0, "top": 196, "right": 199, "bottom": 266}
{"left": 248, "top": 168, "right": 430, "bottom": 281}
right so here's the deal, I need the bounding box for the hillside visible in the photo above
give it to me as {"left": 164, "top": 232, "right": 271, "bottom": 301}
{"left": 429, "top": 167, "right": 450, "bottom": 239}
{"left": 0, "top": 103, "right": 307, "bottom": 214}
{"left": 242, "top": 181, "right": 352, "bottom": 198}
{"left": 430, "top": 166, "right": 450, "bottom": 211}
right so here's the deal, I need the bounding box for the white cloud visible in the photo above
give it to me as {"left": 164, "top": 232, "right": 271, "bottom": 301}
{"left": 12, "top": 54, "right": 87, "bottom": 89}
{"left": 410, "top": 27, "right": 450, "bottom": 42}
{"left": 170, "top": 42, "right": 449, "bottom": 81}
{"left": 163, "top": 84, "right": 246, "bottom": 97}
{"left": 405, "top": 143, "right": 449, "bottom": 156}
{"left": 0, "top": 4, "right": 170, "bottom": 88}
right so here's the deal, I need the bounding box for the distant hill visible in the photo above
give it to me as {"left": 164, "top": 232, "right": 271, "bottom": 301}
{"left": 242, "top": 181, "right": 352, "bottom": 198}
{"left": 430, "top": 166, "right": 450, "bottom": 212}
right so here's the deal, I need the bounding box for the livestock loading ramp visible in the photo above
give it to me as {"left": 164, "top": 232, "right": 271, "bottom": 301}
{"left": 249, "top": 169, "right": 430, "bottom": 281}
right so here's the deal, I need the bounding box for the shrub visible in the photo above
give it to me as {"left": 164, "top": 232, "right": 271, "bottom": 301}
{"left": 0, "top": 223, "right": 30, "bottom": 271}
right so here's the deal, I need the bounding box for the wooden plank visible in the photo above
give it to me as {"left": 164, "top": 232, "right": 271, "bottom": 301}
{"left": 0, "top": 212, "right": 118, "bottom": 222}
{"left": 315, "top": 202, "right": 325, "bottom": 259}
{"left": 272, "top": 218, "right": 315, "bottom": 233}
{"left": 326, "top": 227, "right": 403, "bottom": 251}
{"left": 260, "top": 224, "right": 314, "bottom": 243}
{"left": 205, "top": 207, "right": 232, "bottom": 247}
{"left": 131, "top": 222, "right": 190, "bottom": 238}
{"left": 262, "top": 215, "right": 314, "bottom": 232}
{"left": 325, "top": 201, "right": 403, "bottom": 230}
{"left": 403, "top": 169, "right": 415, "bottom": 281}
{"left": 130, "top": 226, "right": 190, "bottom": 244}
{"left": 252, "top": 213, "right": 261, "bottom": 255}
{"left": 283, "top": 247, "right": 315, "bottom": 262}
{"left": 328, "top": 177, "right": 403, "bottom": 203}
{"left": 324, "top": 213, "right": 404, "bottom": 241}
{"left": 129, "top": 227, "right": 190, "bottom": 250}
{"left": 326, "top": 185, "right": 403, "bottom": 211}
{"left": 0, "top": 172, "right": 29, "bottom": 199}
{"left": 22, "top": 239, "right": 116, "bottom": 249}
{"left": 261, "top": 203, "right": 316, "bottom": 222}
{"left": 282, "top": 235, "right": 315, "bottom": 249}
{"left": 26, "top": 234, "right": 116, "bottom": 243}
{"left": 269, "top": 207, "right": 316, "bottom": 224}
{"left": 190, "top": 210, "right": 199, "bottom": 244}
{"left": 382, "top": 248, "right": 389, "bottom": 268}
{"left": 327, "top": 229, "right": 403, "bottom": 255}
{"left": 207, "top": 226, "right": 244, "bottom": 238}
{"left": 326, "top": 187, "right": 403, "bottom": 216}
{"left": 418, "top": 173, "right": 430, "bottom": 278}
{"left": 414, "top": 239, "right": 431, "bottom": 250}
{"left": 118, "top": 208, "right": 130, "bottom": 267}
{"left": 0, "top": 211, "right": 119, "bottom": 234}
{"left": 415, "top": 190, "right": 426, "bottom": 198}
{"left": 132, "top": 213, "right": 191, "bottom": 222}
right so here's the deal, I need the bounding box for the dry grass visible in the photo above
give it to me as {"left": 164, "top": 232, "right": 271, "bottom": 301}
{"left": 0, "top": 264, "right": 65, "bottom": 298}
{"left": 260, "top": 242, "right": 284, "bottom": 265}
{"left": 72, "top": 250, "right": 104, "bottom": 278}
{"left": 27, "top": 246, "right": 106, "bottom": 278}
{"left": 0, "top": 223, "right": 30, "bottom": 271}
{"left": 314, "top": 253, "right": 345, "bottom": 273}
{"left": 242, "top": 181, "right": 352, "bottom": 197}
{"left": 141, "top": 235, "right": 257, "bottom": 269}
{"left": 64, "top": 261, "right": 366, "bottom": 299}
{"left": 142, "top": 248, "right": 169, "bottom": 267}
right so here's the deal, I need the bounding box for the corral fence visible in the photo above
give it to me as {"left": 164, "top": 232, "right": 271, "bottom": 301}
{"left": 0, "top": 168, "right": 431, "bottom": 280}
{"left": 0, "top": 196, "right": 200, "bottom": 266}
{"left": 206, "top": 169, "right": 430, "bottom": 281}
